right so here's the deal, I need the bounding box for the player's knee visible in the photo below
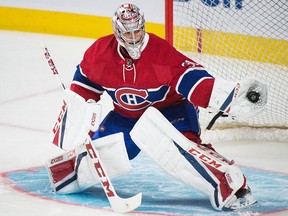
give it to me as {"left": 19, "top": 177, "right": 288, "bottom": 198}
{"left": 126, "top": 144, "right": 141, "bottom": 160}
{"left": 181, "top": 131, "right": 202, "bottom": 144}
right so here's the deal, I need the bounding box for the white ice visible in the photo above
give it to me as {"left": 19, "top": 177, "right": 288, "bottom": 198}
{"left": 0, "top": 30, "right": 287, "bottom": 216}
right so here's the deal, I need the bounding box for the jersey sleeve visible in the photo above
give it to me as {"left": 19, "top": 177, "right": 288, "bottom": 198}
{"left": 70, "top": 41, "right": 105, "bottom": 102}
{"left": 167, "top": 46, "right": 215, "bottom": 108}
{"left": 70, "top": 65, "right": 105, "bottom": 101}
{"left": 175, "top": 67, "right": 215, "bottom": 108}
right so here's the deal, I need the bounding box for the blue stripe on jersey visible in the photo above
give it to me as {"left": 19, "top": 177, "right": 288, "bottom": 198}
{"left": 176, "top": 68, "right": 213, "bottom": 99}
{"left": 105, "top": 85, "right": 170, "bottom": 105}
{"left": 73, "top": 65, "right": 105, "bottom": 92}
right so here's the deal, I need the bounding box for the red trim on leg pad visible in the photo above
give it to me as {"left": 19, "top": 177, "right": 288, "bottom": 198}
{"left": 50, "top": 158, "right": 75, "bottom": 183}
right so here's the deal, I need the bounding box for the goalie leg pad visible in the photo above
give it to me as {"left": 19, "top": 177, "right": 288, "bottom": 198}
{"left": 46, "top": 147, "right": 83, "bottom": 194}
{"left": 130, "top": 107, "right": 245, "bottom": 210}
{"left": 46, "top": 133, "right": 132, "bottom": 194}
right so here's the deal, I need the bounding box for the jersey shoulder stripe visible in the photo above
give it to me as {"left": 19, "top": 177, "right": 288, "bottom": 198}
{"left": 72, "top": 65, "right": 105, "bottom": 93}
{"left": 176, "top": 67, "right": 213, "bottom": 99}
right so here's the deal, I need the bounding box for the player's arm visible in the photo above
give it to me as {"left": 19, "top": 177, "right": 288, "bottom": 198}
{"left": 51, "top": 50, "right": 105, "bottom": 150}
{"left": 70, "top": 38, "right": 105, "bottom": 101}
{"left": 70, "top": 62, "right": 105, "bottom": 102}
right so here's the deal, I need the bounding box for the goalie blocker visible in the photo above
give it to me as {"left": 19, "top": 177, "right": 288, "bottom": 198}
{"left": 51, "top": 89, "right": 102, "bottom": 150}
{"left": 130, "top": 107, "right": 257, "bottom": 211}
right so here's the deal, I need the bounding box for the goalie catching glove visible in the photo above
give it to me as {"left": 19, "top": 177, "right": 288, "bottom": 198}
{"left": 209, "top": 78, "right": 268, "bottom": 120}
{"left": 50, "top": 89, "right": 102, "bottom": 150}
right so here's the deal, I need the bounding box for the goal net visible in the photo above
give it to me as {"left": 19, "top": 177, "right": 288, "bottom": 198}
{"left": 165, "top": 0, "right": 288, "bottom": 140}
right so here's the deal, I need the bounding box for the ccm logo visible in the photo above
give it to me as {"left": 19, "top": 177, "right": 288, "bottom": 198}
{"left": 188, "top": 145, "right": 233, "bottom": 169}
{"left": 52, "top": 100, "right": 67, "bottom": 134}
{"left": 85, "top": 142, "right": 115, "bottom": 197}
{"left": 188, "top": 147, "right": 222, "bottom": 168}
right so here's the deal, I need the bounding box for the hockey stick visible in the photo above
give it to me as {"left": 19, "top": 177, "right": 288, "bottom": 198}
{"left": 43, "top": 46, "right": 142, "bottom": 212}
{"left": 43, "top": 46, "right": 66, "bottom": 91}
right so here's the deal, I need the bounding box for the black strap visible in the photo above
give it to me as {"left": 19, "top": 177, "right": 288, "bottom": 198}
{"left": 206, "top": 111, "right": 224, "bottom": 130}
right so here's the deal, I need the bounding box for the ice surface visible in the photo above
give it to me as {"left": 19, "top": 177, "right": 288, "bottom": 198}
{"left": 0, "top": 30, "right": 287, "bottom": 216}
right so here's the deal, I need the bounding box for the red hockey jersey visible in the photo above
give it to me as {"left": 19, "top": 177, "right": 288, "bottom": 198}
{"left": 70, "top": 33, "right": 214, "bottom": 118}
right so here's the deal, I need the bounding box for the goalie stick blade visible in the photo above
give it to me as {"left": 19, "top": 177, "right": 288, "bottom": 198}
{"left": 85, "top": 138, "right": 142, "bottom": 212}
{"left": 109, "top": 192, "right": 142, "bottom": 213}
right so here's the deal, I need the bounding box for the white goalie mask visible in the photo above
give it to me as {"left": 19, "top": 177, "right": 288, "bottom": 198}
{"left": 112, "top": 4, "right": 145, "bottom": 60}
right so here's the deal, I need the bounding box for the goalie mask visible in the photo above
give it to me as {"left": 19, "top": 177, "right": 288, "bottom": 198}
{"left": 112, "top": 4, "right": 145, "bottom": 60}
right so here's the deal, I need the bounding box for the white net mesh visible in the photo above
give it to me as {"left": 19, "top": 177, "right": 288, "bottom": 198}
{"left": 172, "top": 0, "right": 288, "bottom": 130}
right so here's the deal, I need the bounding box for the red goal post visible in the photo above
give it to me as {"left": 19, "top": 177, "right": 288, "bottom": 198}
{"left": 165, "top": 0, "right": 174, "bottom": 45}
{"left": 164, "top": 0, "right": 288, "bottom": 136}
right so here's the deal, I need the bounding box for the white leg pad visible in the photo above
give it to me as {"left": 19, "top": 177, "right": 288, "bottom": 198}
{"left": 130, "top": 107, "right": 245, "bottom": 210}
{"left": 46, "top": 133, "right": 132, "bottom": 194}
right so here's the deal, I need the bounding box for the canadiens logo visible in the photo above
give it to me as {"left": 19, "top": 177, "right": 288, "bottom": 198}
{"left": 115, "top": 88, "right": 150, "bottom": 111}
{"left": 111, "top": 86, "right": 170, "bottom": 111}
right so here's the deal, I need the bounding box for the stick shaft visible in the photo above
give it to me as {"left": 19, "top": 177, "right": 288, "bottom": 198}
{"left": 43, "top": 46, "right": 66, "bottom": 91}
